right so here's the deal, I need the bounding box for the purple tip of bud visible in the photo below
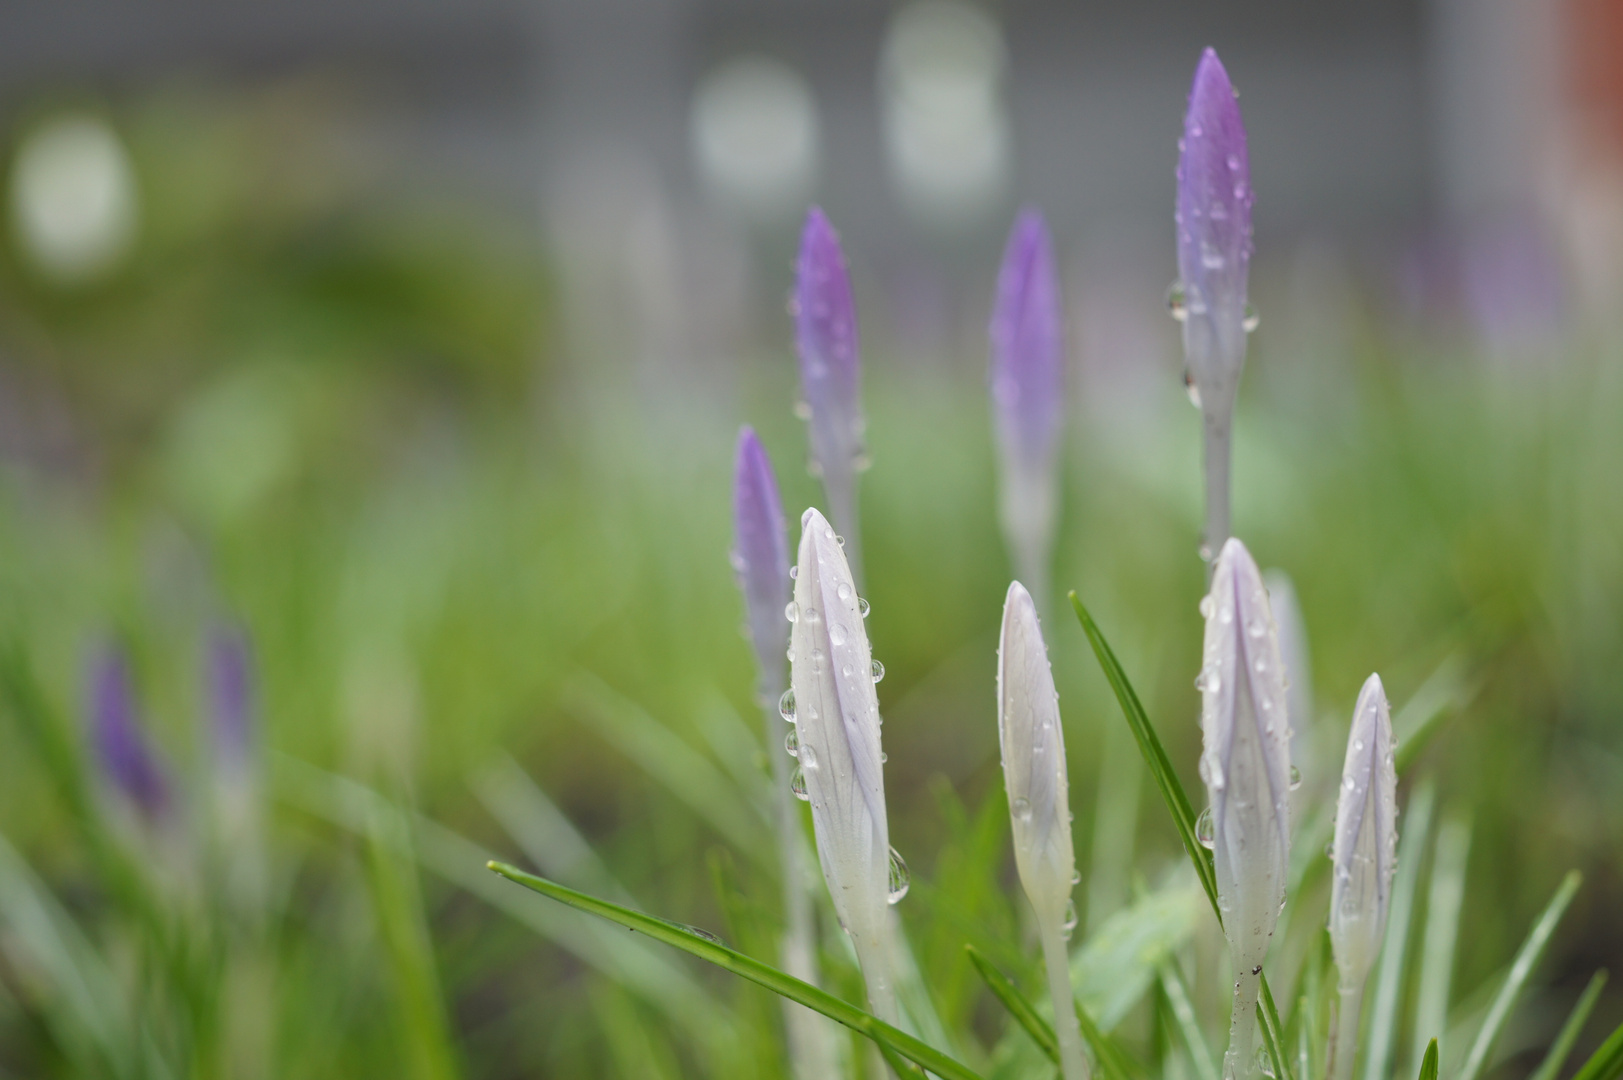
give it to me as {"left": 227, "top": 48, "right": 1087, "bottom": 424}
{"left": 1176, "top": 48, "right": 1252, "bottom": 344}
{"left": 208, "top": 623, "right": 255, "bottom": 767}
{"left": 793, "top": 207, "right": 863, "bottom": 472}
{"left": 733, "top": 427, "right": 792, "bottom": 687}
{"left": 88, "top": 645, "right": 169, "bottom": 818}
{"left": 990, "top": 208, "right": 1064, "bottom": 466}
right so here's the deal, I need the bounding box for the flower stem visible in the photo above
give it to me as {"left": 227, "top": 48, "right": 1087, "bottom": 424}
{"left": 1201, "top": 409, "right": 1233, "bottom": 565}
{"left": 1040, "top": 922, "right": 1092, "bottom": 1080}
{"left": 1224, "top": 968, "right": 1260, "bottom": 1080}
{"left": 1329, "top": 981, "right": 1366, "bottom": 1080}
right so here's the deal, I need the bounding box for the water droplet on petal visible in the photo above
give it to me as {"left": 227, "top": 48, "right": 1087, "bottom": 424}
{"left": 778, "top": 689, "right": 796, "bottom": 722}
{"left": 887, "top": 847, "right": 910, "bottom": 904}
{"left": 1011, "top": 797, "right": 1032, "bottom": 823}
{"left": 836, "top": 582, "right": 852, "bottom": 602}
{"left": 870, "top": 660, "right": 885, "bottom": 683}
{"left": 1243, "top": 303, "right": 1260, "bottom": 333}
{"left": 1061, "top": 899, "right": 1079, "bottom": 941}
{"left": 785, "top": 729, "right": 799, "bottom": 757}
{"left": 835, "top": 534, "right": 846, "bottom": 548}
{"left": 1219, "top": 606, "right": 1233, "bottom": 624}
{"left": 1184, "top": 369, "right": 1203, "bottom": 408}
{"left": 1196, "top": 806, "right": 1215, "bottom": 849}
{"left": 789, "top": 565, "right": 799, "bottom": 579}
{"left": 857, "top": 597, "right": 871, "bottom": 618}
{"left": 829, "top": 622, "right": 847, "bottom": 646}
{"left": 790, "top": 765, "right": 809, "bottom": 800}
{"left": 803, "top": 607, "right": 820, "bottom": 624}
{"left": 1289, "top": 766, "right": 1302, "bottom": 790}
{"left": 784, "top": 602, "right": 798, "bottom": 624}
{"left": 1072, "top": 869, "right": 1082, "bottom": 885}
{"left": 1166, "top": 281, "right": 1188, "bottom": 322}
{"left": 880, "top": 751, "right": 888, "bottom": 763}
{"left": 1199, "top": 596, "right": 1215, "bottom": 618}
{"left": 799, "top": 745, "right": 817, "bottom": 769}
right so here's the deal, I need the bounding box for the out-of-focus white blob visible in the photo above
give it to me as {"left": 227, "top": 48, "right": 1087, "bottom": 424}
{"left": 11, "top": 114, "right": 138, "bottom": 284}
{"left": 691, "top": 57, "right": 822, "bottom": 223}
{"left": 1262, "top": 569, "right": 1313, "bottom": 778}
{"left": 880, "top": 0, "right": 1010, "bottom": 231}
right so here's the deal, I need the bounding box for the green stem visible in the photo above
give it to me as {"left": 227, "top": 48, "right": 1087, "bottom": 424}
{"left": 1040, "top": 924, "right": 1091, "bottom": 1080}
{"left": 1330, "top": 981, "right": 1365, "bottom": 1080}
{"left": 1225, "top": 968, "right": 1260, "bottom": 1080}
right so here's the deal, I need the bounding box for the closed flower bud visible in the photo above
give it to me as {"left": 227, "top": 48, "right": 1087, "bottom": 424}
{"left": 793, "top": 208, "right": 867, "bottom": 579}
{"left": 88, "top": 644, "right": 170, "bottom": 819}
{"left": 732, "top": 426, "right": 792, "bottom": 696}
{"left": 989, "top": 210, "right": 1064, "bottom": 601}
{"left": 1198, "top": 538, "right": 1291, "bottom": 1079}
{"left": 998, "top": 580, "right": 1089, "bottom": 1080}
{"left": 788, "top": 507, "right": 897, "bottom": 1022}
{"left": 1175, "top": 48, "right": 1254, "bottom": 557}
{"left": 1327, "top": 674, "right": 1398, "bottom": 1080}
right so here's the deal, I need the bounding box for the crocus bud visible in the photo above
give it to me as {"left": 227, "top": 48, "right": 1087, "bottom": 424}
{"left": 208, "top": 622, "right": 255, "bottom": 770}
{"left": 1326, "top": 674, "right": 1398, "bottom": 1080}
{"left": 88, "top": 644, "right": 170, "bottom": 818}
{"left": 1329, "top": 673, "right": 1398, "bottom": 987}
{"left": 998, "top": 580, "right": 1089, "bottom": 1080}
{"left": 1175, "top": 48, "right": 1253, "bottom": 557}
{"left": 787, "top": 506, "right": 896, "bottom": 1022}
{"left": 793, "top": 208, "right": 866, "bottom": 579}
{"left": 732, "top": 427, "right": 792, "bottom": 697}
{"left": 1198, "top": 538, "right": 1290, "bottom": 1079}
{"left": 990, "top": 210, "right": 1064, "bottom": 602}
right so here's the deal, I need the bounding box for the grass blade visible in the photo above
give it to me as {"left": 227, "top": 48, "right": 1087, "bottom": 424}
{"left": 1456, "top": 870, "right": 1584, "bottom": 1080}
{"left": 1364, "top": 782, "right": 1436, "bottom": 1080}
{"left": 965, "top": 944, "right": 1059, "bottom": 1064}
{"left": 1411, "top": 813, "right": 1472, "bottom": 1074}
{"left": 487, "top": 862, "right": 985, "bottom": 1080}
{"left": 1070, "top": 593, "right": 1288, "bottom": 1080}
{"left": 1529, "top": 970, "right": 1609, "bottom": 1080}
{"left": 1259, "top": 975, "right": 1294, "bottom": 1080}
{"left": 1069, "top": 595, "right": 1217, "bottom": 919}
{"left": 1160, "top": 962, "right": 1220, "bottom": 1080}
{"left": 1571, "top": 1017, "right": 1623, "bottom": 1080}
{"left": 1418, "top": 1039, "right": 1438, "bottom": 1080}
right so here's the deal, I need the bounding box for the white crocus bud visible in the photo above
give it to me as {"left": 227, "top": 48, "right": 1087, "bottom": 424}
{"left": 1327, "top": 674, "right": 1398, "bottom": 1080}
{"left": 787, "top": 507, "right": 898, "bottom": 1024}
{"left": 1198, "top": 538, "right": 1292, "bottom": 1080}
{"left": 998, "top": 581, "right": 1090, "bottom": 1080}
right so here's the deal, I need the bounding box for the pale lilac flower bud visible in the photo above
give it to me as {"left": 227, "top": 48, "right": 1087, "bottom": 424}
{"left": 990, "top": 210, "right": 1064, "bottom": 601}
{"left": 1326, "top": 674, "right": 1398, "bottom": 1080}
{"left": 1329, "top": 674, "right": 1398, "bottom": 988}
{"left": 1175, "top": 48, "right": 1254, "bottom": 558}
{"left": 787, "top": 506, "right": 896, "bottom": 1022}
{"left": 998, "top": 580, "right": 1088, "bottom": 1080}
{"left": 88, "top": 644, "right": 169, "bottom": 818}
{"left": 793, "top": 208, "right": 866, "bottom": 578}
{"left": 732, "top": 427, "right": 792, "bottom": 696}
{"left": 1197, "top": 538, "right": 1290, "bottom": 1079}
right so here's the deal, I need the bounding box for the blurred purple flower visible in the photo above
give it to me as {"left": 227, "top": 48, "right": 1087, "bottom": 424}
{"left": 89, "top": 644, "right": 169, "bottom": 818}
{"left": 732, "top": 426, "right": 792, "bottom": 696}
{"left": 793, "top": 207, "right": 866, "bottom": 576}
{"left": 1175, "top": 48, "right": 1253, "bottom": 557}
{"left": 990, "top": 209, "right": 1064, "bottom": 598}
{"left": 208, "top": 622, "right": 255, "bottom": 768}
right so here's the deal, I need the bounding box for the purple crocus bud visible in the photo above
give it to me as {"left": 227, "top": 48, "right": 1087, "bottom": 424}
{"left": 88, "top": 645, "right": 169, "bottom": 818}
{"left": 208, "top": 622, "right": 255, "bottom": 768}
{"left": 793, "top": 207, "right": 866, "bottom": 580}
{"left": 732, "top": 427, "right": 792, "bottom": 698}
{"left": 1174, "top": 48, "right": 1254, "bottom": 559}
{"left": 990, "top": 209, "right": 1064, "bottom": 602}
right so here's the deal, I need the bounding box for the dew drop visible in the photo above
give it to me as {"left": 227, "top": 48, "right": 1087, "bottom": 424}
{"left": 1166, "top": 281, "right": 1188, "bottom": 322}
{"left": 1201, "top": 242, "right": 1225, "bottom": 270}
{"left": 1253, "top": 659, "right": 1266, "bottom": 674}
{"left": 887, "top": 847, "right": 910, "bottom": 904}
{"left": 870, "top": 660, "right": 885, "bottom": 684}
{"left": 1072, "top": 869, "right": 1082, "bottom": 885}
{"left": 799, "top": 745, "right": 818, "bottom": 769}
{"left": 683, "top": 925, "right": 724, "bottom": 945}
{"left": 784, "top": 729, "right": 799, "bottom": 757}
{"left": 836, "top": 534, "right": 846, "bottom": 548}
{"left": 1289, "top": 766, "right": 1302, "bottom": 791}
{"left": 1199, "top": 596, "right": 1215, "bottom": 618}
{"left": 857, "top": 597, "right": 871, "bottom": 618}
{"left": 785, "top": 601, "right": 799, "bottom": 624}
{"left": 1061, "top": 899, "right": 1079, "bottom": 941}
{"left": 1243, "top": 303, "right": 1260, "bottom": 333}
{"left": 790, "top": 765, "right": 809, "bottom": 800}
{"left": 1195, "top": 806, "right": 1215, "bottom": 849}
{"left": 1184, "top": 369, "right": 1203, "bottom": 408}
{"left": 836, "top": 582, "right": 853, "bottom": 602}
{"left": 1219, "top": 605, "right": 1233, "bottom": 624}
{"left": 880, "top": 751, "right": 888, "bottom": 764}
{"left": 1011, "top": 797, "right": 1033, "bottom": 822}
{"left": 778, "top": 689, "right": 796, "bottom": 722}
{"left": 829, "top": 622, "right": 847, "bottom": 646}
{"left": 1344, "top": 776, "right": 1357, "bottom": 791}
{"left": 841, "top": 663, "right": 853, "bottom": 678}
{"left": 1256, "top": 1046, "right": 1277, "bottom": 1079}
{"left": 1226, "top": 153, "right": 1241, "bottom": 171}
{"left": 803, "top": 606, "right": 820, "bottom": 624}
{"left": 789, "top": 565, "right": 799, "bottom": 579}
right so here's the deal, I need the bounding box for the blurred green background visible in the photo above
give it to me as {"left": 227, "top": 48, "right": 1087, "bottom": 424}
{"left": 1, "top": 3, "right": 1621, "bottom": 1077}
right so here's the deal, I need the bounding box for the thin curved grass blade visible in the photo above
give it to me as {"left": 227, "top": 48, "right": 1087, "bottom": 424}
{"left": 487, "top": 862, "right": 984, "bottom": 1080}
{"left": 1364, "top": 783, "right": 1436, "bottom": 1080}
{"left": 1259, "top": 975, "right": 1294, "bottom": 1080}
{"left": 1418, "top": 1039, "right": 1438, "bottom": 1080}
{"left": 1457, "top": 870, "right": 1583, "bottom": 1080}
{"left": 1160, "top": 963, "right": 1220, "bottom": 1080}
{"left": 1529, "top": 970, "right": 1608, "bottom": 1080}
{"left": 965, "top": 944, "right": 1059, "bottom": 1064}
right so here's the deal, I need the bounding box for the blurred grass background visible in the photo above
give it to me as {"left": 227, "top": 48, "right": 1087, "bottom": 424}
{"left": 0, "top": 14, "right": 1621, "bottom": 1077}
